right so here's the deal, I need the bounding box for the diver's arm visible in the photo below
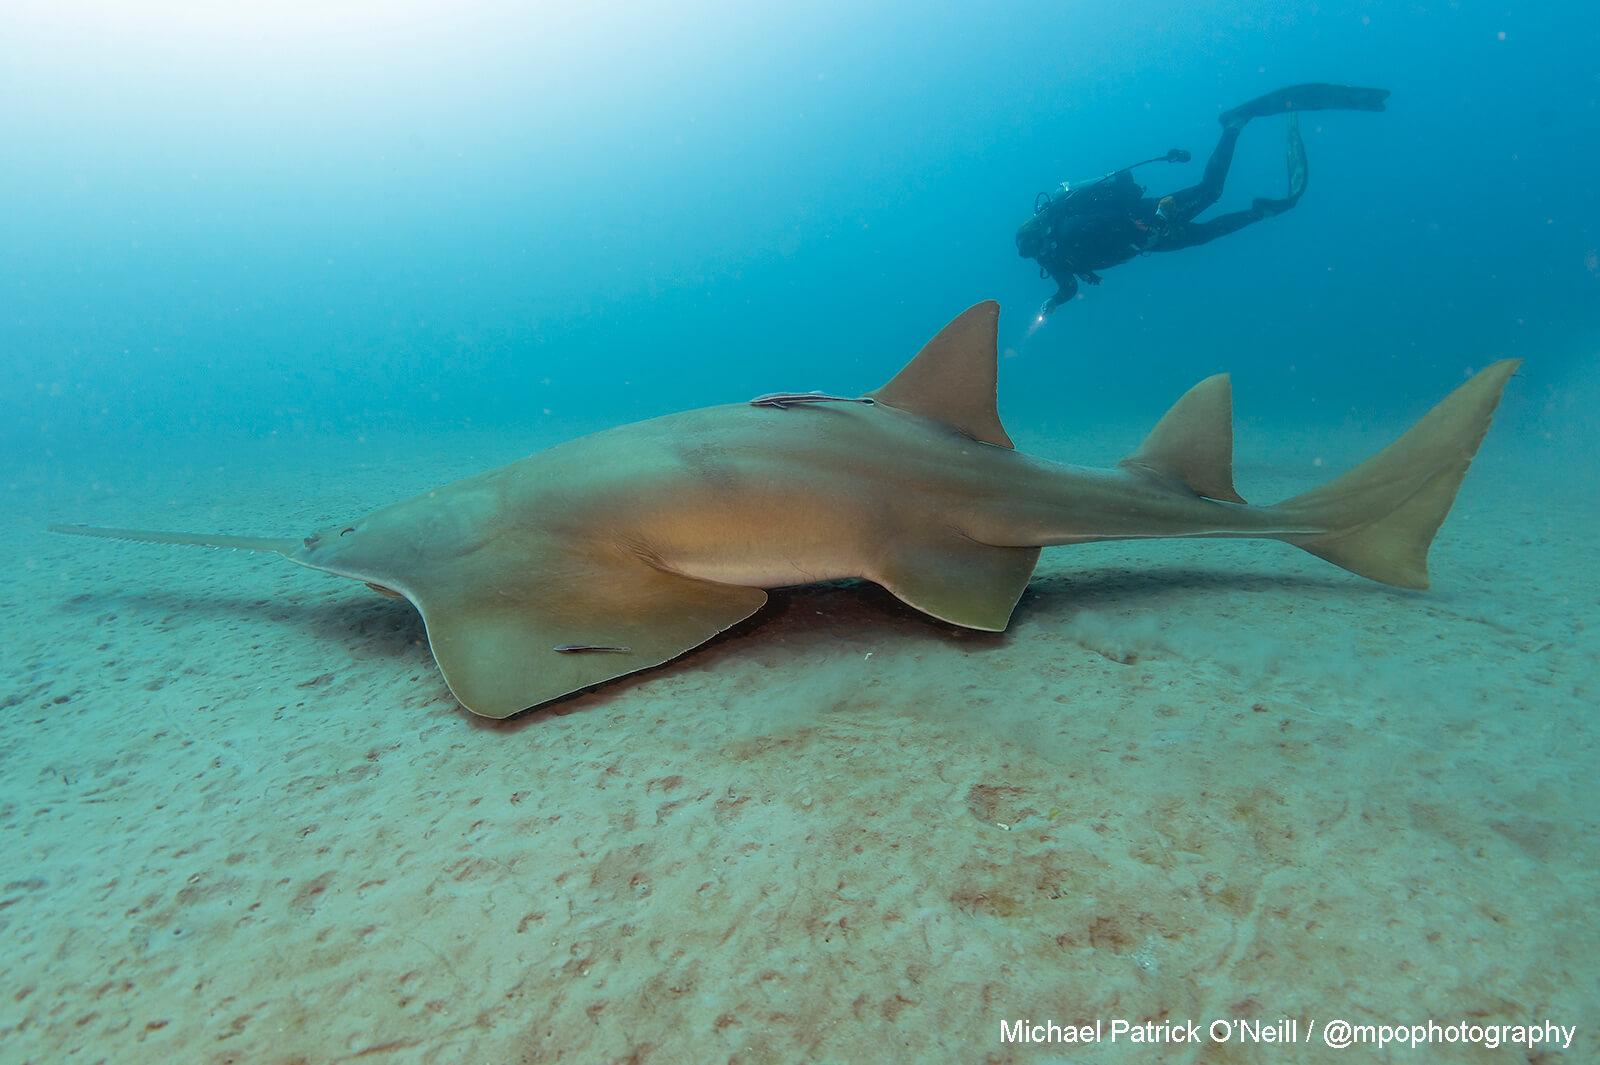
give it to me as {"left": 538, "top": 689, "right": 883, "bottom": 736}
{"left": 1041, "top": 273, "right": 1079, "bottom": 316}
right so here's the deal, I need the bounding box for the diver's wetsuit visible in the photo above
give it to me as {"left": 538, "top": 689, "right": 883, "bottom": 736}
{"left": 1018, "top": 83, "right": 1389, "bottom": 315}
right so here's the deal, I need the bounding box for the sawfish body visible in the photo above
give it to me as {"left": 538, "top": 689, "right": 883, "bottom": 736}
{"left": 352, "top": 400, "right": 1275, "bottom": 593}
{"left": 54, "top": 302, "right": 1519, "bottom": 718}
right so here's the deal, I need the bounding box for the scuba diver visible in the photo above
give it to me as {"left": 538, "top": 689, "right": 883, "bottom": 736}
{"left": 1017, "top": 83, "right": 1390, "bottom": 317}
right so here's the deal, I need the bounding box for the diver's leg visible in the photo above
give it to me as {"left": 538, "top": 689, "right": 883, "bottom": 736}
{"left": 1163, "top": 123, "right": 1243, "bottom": 220}
{"left": 1172, "top": 84, "right": 1382, "bottom": 222}
{"left": 1154, "top": 211, "right": 1264, "bottom": 251}
{"left": 1158, "top": 114, "right": 1308, "bottom": 249}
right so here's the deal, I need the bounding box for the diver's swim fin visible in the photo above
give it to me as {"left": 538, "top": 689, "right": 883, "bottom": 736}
{"left": 1286, "top": 113, "right": 1308, "bottom": 199}
{"left": 1252, "top": 114, "right": 1309, "bottom": 218}
{"left": 1220, "top": 83, "right": 1390, "bottom": 127}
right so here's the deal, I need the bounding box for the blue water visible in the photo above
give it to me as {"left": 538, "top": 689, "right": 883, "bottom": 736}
{"left": 3, "top": 1, "right": 1595, "bottom": 451}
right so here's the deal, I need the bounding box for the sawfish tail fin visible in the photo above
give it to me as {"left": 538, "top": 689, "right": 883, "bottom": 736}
{"left": 49, "top": 524, "right": 299, "bottom": 556}
{"left": 1271, "top": 360, "right": 1520, "bottom": 589}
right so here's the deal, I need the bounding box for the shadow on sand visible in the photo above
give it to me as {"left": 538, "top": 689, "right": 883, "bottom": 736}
{"left": 65, "top": 561, "right": 1398, "bottom": 733}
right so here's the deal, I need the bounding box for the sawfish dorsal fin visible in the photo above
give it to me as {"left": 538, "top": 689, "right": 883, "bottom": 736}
{"left": 868, "top": 300, "right": 1014, "bottom": 449}
{"left": 1120, "top": 373, "right": 1247, "bottom": 504}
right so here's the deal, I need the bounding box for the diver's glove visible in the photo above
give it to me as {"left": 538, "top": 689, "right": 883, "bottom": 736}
{"left": 1039, "top": 274, "right": 1081, "bottom": 317}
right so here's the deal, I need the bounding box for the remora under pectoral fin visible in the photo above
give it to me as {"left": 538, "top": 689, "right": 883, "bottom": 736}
{"left": 875, "top": 534, "right": 1040, "bottom": 631}
{"left": 406, "top": 540, "right": 768, "bottom": 718}
{"left": 869, "top": 300, "right": 1014, "bottom": 449}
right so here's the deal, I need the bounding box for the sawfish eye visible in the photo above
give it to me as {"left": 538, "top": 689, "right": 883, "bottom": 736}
{"left": 340, "top": 526, "right": 356, "bottom": 537}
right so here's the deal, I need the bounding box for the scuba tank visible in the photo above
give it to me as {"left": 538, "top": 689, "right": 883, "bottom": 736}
{"left": 1035, "top": 147, "right": 1190, "bottom": 214}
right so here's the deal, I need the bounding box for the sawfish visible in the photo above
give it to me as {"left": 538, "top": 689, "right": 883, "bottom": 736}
{"left": 52, "top": 302, "right": 1518, "bottom": 718}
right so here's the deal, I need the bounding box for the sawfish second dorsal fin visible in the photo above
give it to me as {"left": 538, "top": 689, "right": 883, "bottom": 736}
{"left": 868, "top": 301, "right": 1014, "bottom": 449}
{"left": 1120, "top": 373, "right": 1247, "bottom": 504}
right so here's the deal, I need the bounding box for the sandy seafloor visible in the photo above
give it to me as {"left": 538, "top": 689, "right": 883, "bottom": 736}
{"left": 2, "top": 401, "right": 1596, "bottom": 1065}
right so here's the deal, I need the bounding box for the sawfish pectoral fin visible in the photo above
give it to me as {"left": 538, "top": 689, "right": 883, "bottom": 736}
{"left": 408, "top": 543, "right": 768, "bottom": 718}
{"left": 875, "top": 533, "right": 1040, "bottom": 631}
